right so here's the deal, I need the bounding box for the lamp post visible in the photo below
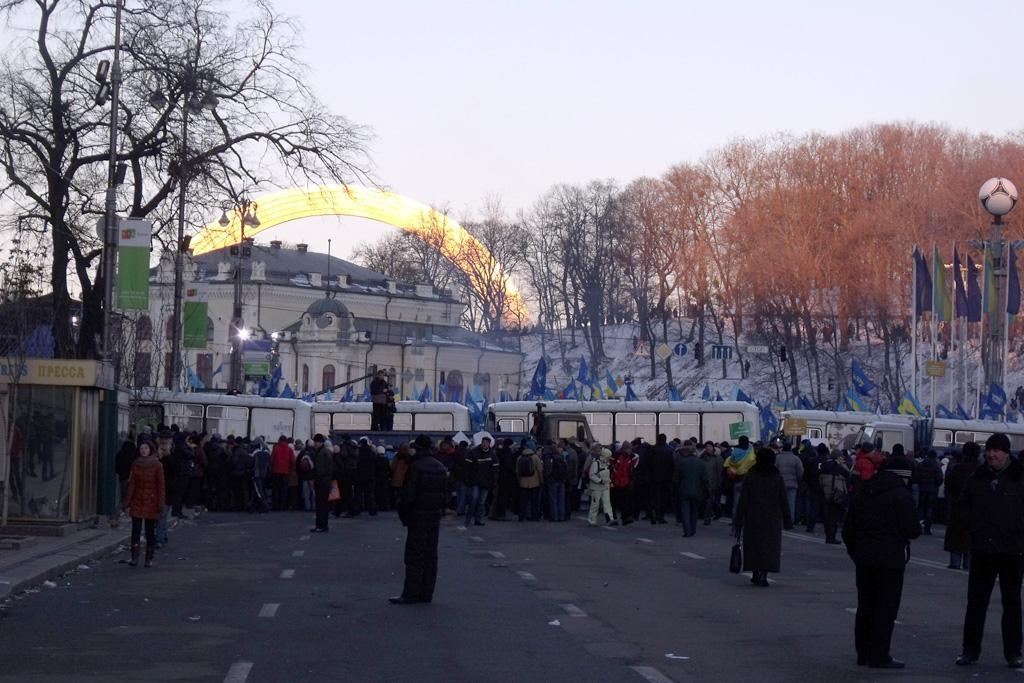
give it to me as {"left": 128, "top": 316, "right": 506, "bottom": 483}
{"left": 978, "top": 177, "right": 1019, "bottom": 403}
{"left": 219, "top": 199, "right": 260, "bottom": 393}
{"left": 149, "top": 63, "right": 219, "bottom": 390}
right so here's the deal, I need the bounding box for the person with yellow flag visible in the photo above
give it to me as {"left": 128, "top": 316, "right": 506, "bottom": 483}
{"left": 724, "top": 435, "right": 755, "bottom": 520}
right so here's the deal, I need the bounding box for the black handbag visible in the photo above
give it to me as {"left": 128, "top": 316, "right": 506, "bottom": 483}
{"left": 729, "top": 542, "right": 743, "bottom": 574}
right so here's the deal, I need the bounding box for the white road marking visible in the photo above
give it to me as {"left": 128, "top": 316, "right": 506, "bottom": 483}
{"left": 910, "top": 556, "right": 954, "bottom": 570}
{"left": 782, "top": 530, "right": 823, "bottom": 544}
{"left": 602, "top": 525, "right": 619, "bottom": 531}
{"left": 292, "top": 550, "right": 305, "bottom": 558}
{"left": 469, "top": 535, "right": 484, "bottom": 542}
{"left": 456, "top": 525, "right": 467, "bottom": 531}
{"left": 517, "top": 571, "right": 537, "bottom": 582}
{"left": 258, "top": 603, "right": 279, "bottom": 618}
{"left": 631, "top": 665, "right": 676, "bottom": 682}
{"left": 280, "top": 569, "right": 295, "bottom": 579}
{"left": 487, "top": 551, "right": 506, "bottom": 559}
{"left": 561, "top": 603, "right": 587, "bottom": 617}
{"left": 637, "top": 538, "right": 655, "bottom": 544}
{"left": 664, "top": 653, "right": 690, "bottom": 660}
{"left": 299, "top": 535, "right": 310, "bottom": 541}
{"left": 680, "top": 552, "right": 706, "bottom": 560}
{"left": 223, "top": 661, "right": 253, "bottom": 683}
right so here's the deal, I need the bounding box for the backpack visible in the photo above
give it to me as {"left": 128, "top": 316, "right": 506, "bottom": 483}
{"left": 611, "top": 455, "right": 632, "bottom": 488}
{"left": 516, "top": 454, "right": 536, "bottom": 478}
{"left": 551, "top": 455, "right": 568, "bottom": 482}
{"left": 298, "top": 452, "right": 315, "bottom": 474}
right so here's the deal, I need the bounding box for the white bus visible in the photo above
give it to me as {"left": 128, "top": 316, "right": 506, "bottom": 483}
{"left": 134, "top": 390, "right": 313, "bottom": 442}
{"left": 488, "top": 400, "right": 760, "bottom": 446}
{"left": 856, "top": 417, "right": 1024, "bottom": 454}
{"left": 312, "top": 401, "right": 471, "bottom": 436}
{"left": 779, "top": 410, "right": 886, "bottom": 448}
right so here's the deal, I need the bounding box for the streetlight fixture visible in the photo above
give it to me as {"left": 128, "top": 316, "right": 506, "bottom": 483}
{"left": 221, "top": 197, "right": 260, "bottom": 393}
{"left": 978, "top": 177, "right": 1019, "bottom": 403}
{"left": 149, "top": 64, "right": 220, "bottom": 390}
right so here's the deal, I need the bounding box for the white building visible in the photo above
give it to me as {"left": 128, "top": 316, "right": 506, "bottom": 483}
{"left": 133, "top": 239, "right": 523, "bottom": 400}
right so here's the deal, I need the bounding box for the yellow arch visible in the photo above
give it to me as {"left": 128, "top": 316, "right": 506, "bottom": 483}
{"left": 190, "top": 185, "right": 527, "bottom": 322}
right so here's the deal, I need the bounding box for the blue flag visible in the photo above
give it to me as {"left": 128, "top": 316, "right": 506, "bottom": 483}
{"left": 736, "top": 388, "right": 754, "bottom": 404}
{"left": 956, "top": 402, "right": 971, "bottom": 420}
{"left": 702, "top": 384, "right": 711, "bottom": 400}
{"left": 966, "top": 254, "right": 982, "bottom": 323}
{"left": 186, "top": 367, "right": 205, "bottom": 390}
{"left": 797, "top": 395, "right": 813, "bottom": 410}
{"left": 851, "top": 359, "right": 875, "bottom": 396}
{"left": 935, "top": 404, "right": 954, "bottom": 419}
{"left": 715, "top": 391, "right": 723, "bottom": 402}
{"left": 257, "top": 376, "right": 268, "bottom": 396}
{"left": 844, "top": 389, "right": 867, "bottom": 412}
{"left": 419, "top": 385, "right": 432, "bottom": 402}
{"left": 625, "top": 384, "right": 639, "bottom": 401}
{"left": 562, "top": 379, "right": 578, "bottom": 400}
{"left": 758, "top": 402, "right": 778, "bottom": 442}
{"left": 264, "top": 365, "right": 282, "bottom": 398}
{"left": 211, "top": 363, "right": 224, "bottom": 378}
{"left": 577, "top": 356, "right": 590, "bottom": 383}
{"left": 438, "top": 383, "right": 448, "bottom": 402}
{"left": 528, "top": 358, "right": 548, "bottom": 400}
{"left": 914, "top": 246, "right": 932, "bottom": 317}
{"left": 897, "top": 391, "right": 924, "bottom": 417}
{"left": 343, "top": 385, "right": 354, "bottom": 402}
{"left": 1009, "top": 246, "right": 1021, "bottom": 315}
{"left": 280, "top": 383, "right": 296, "bottom": 399}
{"left": 668, "top": 386, "right": 682, "bottom": 401}
{"left": 954, "top": 246, "right": 968, "bottom": 318}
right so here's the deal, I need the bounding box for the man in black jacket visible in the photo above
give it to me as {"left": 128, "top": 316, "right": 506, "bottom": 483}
{"left": 956, "top": 433, "right": 1024, "bottom": 669}
{"left": 391, "top": 435, "right": 448, "bottom": 605}
{"left": 649, "top": 433, "right": 674, "bottom": 524}
{"left": 464, "top": 437, "right": 497, "bottom": 526}
{"left": 842, "top": 451, "right": 921, "bottom": 669}
{"left": 309, "top": 434, "right": 333, "bottom": 533}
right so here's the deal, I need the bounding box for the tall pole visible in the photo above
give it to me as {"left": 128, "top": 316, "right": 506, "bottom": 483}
{"left": 911, "top": 247, "right": 918, "bottom": 401}
{"left": 100, "top": 0, "right": 124, "bottom": 361}
{"left": 230, "top": 209, "right": 247, "bottom": 394}
{"left": 168, "top": 105, "right": 191, "bottom": 390}
{"left": 987, "top": 216, "right": 1005, "bottom": 393}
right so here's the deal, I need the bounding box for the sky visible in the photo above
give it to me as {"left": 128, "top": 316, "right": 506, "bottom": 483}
{"left": 268, "top": 0, "right": 1020, "bottom": 259}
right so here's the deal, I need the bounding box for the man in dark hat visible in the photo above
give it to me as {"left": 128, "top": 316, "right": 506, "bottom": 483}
{"left": 391, "top": 435, "right": 448, "bottom": 604}
{"left": 843, "top": 447, "right": 921, "bottom": 669}
{"left": 310, "top": 434, "right": 333, "bottom": 533}
{"left": 956, "top": 433, "right": 1024, "bottom": 669}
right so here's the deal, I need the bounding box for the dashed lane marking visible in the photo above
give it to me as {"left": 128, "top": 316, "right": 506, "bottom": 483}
{"left": 631, "top": 665, "right": 675, "bottom": 682}
{"left": 292, "top": 550, "right": 305, "bottom": 558}
{"left": 680, "top": 552, "right": 706, "bottom": 560}
{"left": 223, "top": 661, "right": 253, "bottom": 683}
{"left": 469, "top": 536, "right": 485, "bottom": 542}
{"left": 488, "top": 551, "right": 506, "bottom": 559}
{"left": 637, "top": 537, "right": 654, "bottom": 544}
{"left": 782, "top": 530, "right": 824, "bottom": 544}
{"left": 517, "top": 571, "right": 537, "bottom": 582}
{"left": 280, "top": 569, "right": 295, "bottom": 579}
{"left": 299, "top": 535, "right": 310, "bottom": 541}
{"left": 456, "top": 525, "right": 467, "bottom": 531}
{"left": 561, "top": 603, "right": 587, "bottom": 617}
{"left": 258, "top": 603, "right": 279, "bottom": 618}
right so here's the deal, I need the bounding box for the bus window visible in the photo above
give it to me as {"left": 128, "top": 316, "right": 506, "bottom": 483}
{"left": 556, "top": 419, "right": 587, "bottom": 441}
{"left": 807, "top": 427, "right": 823, "bottom": 439}
{"left": 206, "top": 405, "right": 248, "bottom": 439}
{"left": 701, "top": 412, "right": 743, "bottom": 444}
{"left": 582, "top": 412, "right": 613, "bottom": 445}
{"left": 1012, "top": 435, "right": 1024, "bottom": 451}
{"left": 331, "top": 413, "right": 372, "bottom": 431}
{"left": 314, "top": 414, "right": 331, "bottom": 435}
{"left": 415, "top": 413, "right": 454, "bottom": 431}
{"left": 932, "top": 429, "right": 953, "bottom": 448}
{"left": 251, "top": 408, "right": 294, "bottom": 440}
{"left": 497, "top": 418, "right": 525, "bottom": 432}
{"left": 615, "top": 412, "right": 656, "bottom": 443}
{"left": 392, "top": 413, "right": 413, "bottom": 431}
{"left": 658, "top": 412, "right": 699, "bottom": 442}
{"left": 953, "top": 431, "right": 976, "bottom": 445}
{"left": 164, "top": 403, "right": 204, "bottom": 433}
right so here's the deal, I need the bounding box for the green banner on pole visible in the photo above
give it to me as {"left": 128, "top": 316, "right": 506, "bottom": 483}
{"left": 729, "top": 421, "right": 752, "bottom": 440}
{"left": 183, "top": 286, "right": 208, "bottom": 349}
{"left": 115, "top": 219, "right": 152, "bottom": 310}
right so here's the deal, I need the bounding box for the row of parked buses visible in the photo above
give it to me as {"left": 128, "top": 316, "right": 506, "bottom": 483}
{"left": 779, "top": 409, "right": 1024, "bottom": 454}
{"left": 128, "top": 392, "right": 762, "bottom": 447}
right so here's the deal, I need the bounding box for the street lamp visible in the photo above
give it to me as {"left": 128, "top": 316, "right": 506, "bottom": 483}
{"left": 149, "top": 65, "right": 219, "bottom": 390}
{"left": 220, "top": 198, "right": 260, "bottom": 393}
{"left": 978, "top": 177, "right": 1019, "bottom": 400}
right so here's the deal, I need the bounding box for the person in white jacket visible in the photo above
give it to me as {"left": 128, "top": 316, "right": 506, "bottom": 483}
{"left": 587, "top": 448, "right": 615, "bottom": 526}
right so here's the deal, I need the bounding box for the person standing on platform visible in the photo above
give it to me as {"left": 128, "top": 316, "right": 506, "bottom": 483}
{"left": 956, "top": 433, "right": 1024, "bottom": 669}
{"left": 843, "top": 449, "right": 920, "bottom": 669}
{"left": 370, "top": 370, "right": 389, "bottom": 431}
{"left": 391, "top": 435, "right": 448, "bottom": 605}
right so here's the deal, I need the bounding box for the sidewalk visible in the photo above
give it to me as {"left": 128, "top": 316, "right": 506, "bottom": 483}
{"left": 0, "top": 524, "right": 127, "bottom": 601}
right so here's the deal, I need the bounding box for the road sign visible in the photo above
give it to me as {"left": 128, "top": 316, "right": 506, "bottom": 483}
{"left": 712, "top": 345, "right": 733, "bottom": 360}
{"left": 655, "top": 343, "right": 672, "bottom": 361}
{"left": 925, "top": 360, "right": 946, "bottom": 378}
{"left": 746, "top": 345, "right": 769, "bottom": 354}
{"left": 673, "top": 342, "right": 688, "bottom": 357}
{"left": 783, "top": 418, "right": 808, "bottom": 437}
{"left": 729, "top": 421, "right": 752, "bottom": 440}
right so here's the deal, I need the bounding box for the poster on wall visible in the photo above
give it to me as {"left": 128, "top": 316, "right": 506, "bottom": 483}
{"left": 115, "top": 219, "right": 152, "bottom": 310}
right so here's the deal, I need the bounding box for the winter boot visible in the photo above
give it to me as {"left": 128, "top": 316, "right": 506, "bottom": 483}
{"left": 129, "top": 543, "right": 140, "bottom": 567}
{"left": 144, "top": 545, "right": 155, "bottom": 568}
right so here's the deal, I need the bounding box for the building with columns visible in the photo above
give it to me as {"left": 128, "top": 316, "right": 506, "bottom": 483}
{"left": 135, "top": 239, "right": 523, "bottom": 400}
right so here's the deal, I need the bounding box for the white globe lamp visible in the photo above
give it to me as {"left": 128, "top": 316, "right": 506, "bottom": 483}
{"left": 979, "top": 177, "right": 1018, "bottom": 217}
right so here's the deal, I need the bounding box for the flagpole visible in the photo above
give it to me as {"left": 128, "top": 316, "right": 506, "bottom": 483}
{"left": 931, "top": 243, "right": 938, "bottom": 419}
{"left": 1003, "top": 242, "right": 1011, "bottom": 418}
{"left": 977, "top": 246, "right": 988, "bottom": 417}
{"left": 950, "top": 241, "right": 956, "bottom": 413}
{"left": 912, "top": 246, "right": 919, "bottom": 401}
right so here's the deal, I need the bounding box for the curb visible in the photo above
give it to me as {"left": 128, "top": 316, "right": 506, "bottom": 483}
{"left": 0, "top": 534, "right": 128, "bottom": 602}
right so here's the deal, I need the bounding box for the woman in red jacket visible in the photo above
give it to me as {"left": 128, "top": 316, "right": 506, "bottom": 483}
{"left": 270, "top": 435, "right": 295, "bottom": 511}
{"left": 125, "top": 440, "right": 166, "bottom": 568}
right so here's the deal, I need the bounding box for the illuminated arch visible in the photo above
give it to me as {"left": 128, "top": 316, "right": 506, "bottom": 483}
{"left": 190, "top": 185, "right": 527, "bottom": 322}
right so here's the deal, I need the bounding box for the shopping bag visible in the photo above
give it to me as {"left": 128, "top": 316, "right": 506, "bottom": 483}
{"left": 729, "top": 543, "right": 742, "bottom": 574}
{"left": 328, "top": 480, "right": 341, "bottom": 502}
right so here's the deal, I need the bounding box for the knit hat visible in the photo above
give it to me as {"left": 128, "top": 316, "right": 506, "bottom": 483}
{"left": 882, "top": 454, "right": 914, "bottom": 481}
{"left": 414, "top": 434, "right": 433, "bottom": 449}
{"left": 986, "top": 433, "right": 1012, "bottom": 454}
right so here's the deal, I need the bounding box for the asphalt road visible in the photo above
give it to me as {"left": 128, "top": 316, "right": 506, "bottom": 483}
{"left": 0, "top": 507, "right": 1021, "bottom": 682}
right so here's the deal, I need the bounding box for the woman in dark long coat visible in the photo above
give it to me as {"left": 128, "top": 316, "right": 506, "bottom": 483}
{"left": 736, "top": 448, "right": 792, "bottom": 586}
{"left": 943, "top": 443, "right": 979, "bottom": 569}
